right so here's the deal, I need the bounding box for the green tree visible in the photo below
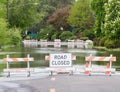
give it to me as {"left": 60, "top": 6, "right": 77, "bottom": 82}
{"left": 103, "top": 0, "right": 120, "bottom": 40}
{"left": 91, "top": 0, "right": 108, "bottom": 37}
{"left": 8, "top": 0, "right": 42, "bottom": 30}
{"left": 0, "top": 18, "right": 9, "bottom": 47}
{"left": 68, "top": 0, "right": 95, "bottom": 37}
{"left": 8, "top": 27, "right": 22, "bottom": 45}
{"left": 0, "top": 2, "right": 9, "bottom": 47}
{"left": 47, "top": 7, "right": 71, "bottom": 30}
{"left": 102, "top": 0, "right": 120, "bottom": 48}
{"left": 37, "top": 25, "right": 55, "bottom": 40}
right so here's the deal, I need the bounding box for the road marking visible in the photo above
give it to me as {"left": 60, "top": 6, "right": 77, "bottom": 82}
{"left": 50, "top": 88, "right": 56, "bottom": 92}
{"left": 51, "top": 77, "right": 56, "bottom": 81}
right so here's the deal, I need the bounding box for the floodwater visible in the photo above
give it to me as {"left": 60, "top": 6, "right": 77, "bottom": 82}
{"left": 0, "top": 44, "right": 120, "bottom": 70}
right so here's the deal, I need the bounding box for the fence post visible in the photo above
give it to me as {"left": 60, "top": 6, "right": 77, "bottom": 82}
{"left": 27, "top": 54, "right": 30, "bottom": 77}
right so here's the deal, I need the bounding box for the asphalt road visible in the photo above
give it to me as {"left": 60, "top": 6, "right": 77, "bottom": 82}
{"left": 12, "top": 75, "right": 120, "bottom": 92}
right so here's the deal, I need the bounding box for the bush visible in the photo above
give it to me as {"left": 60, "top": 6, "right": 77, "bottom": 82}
{"left": 59, "top": 31, "right": 76, "bottom": 41}
{"left": 99, "top": 36, "right": 107, "bottom": 46}
{"left": 113, "top": 40, "right": 120, "bottom": 48}
{"left": 8, "top": 28, "right": 22, "bottom": 45}
{"left": 83, "top": 29, "right": 95, "bottom": 40}
{"left": 104, "top": 39, "right": 116, "bottom": 48}
{"left": 37, "top": 25, "right": 55, "bottom": 40}
{"left": 80, "top": 37, "right": 88, "bottom": 41}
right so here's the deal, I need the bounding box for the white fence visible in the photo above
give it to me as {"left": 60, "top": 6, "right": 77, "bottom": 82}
{"left": 23, "top": 39, "right": 93, "bottom": 49}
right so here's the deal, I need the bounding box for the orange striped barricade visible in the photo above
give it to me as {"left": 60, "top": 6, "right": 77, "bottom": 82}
{"left": 3, "top": 54, "right": 34, "bottom": 77}
{"left": 45, "top": 53, "right": 76, "bottom": 76}
{"left": 85, "top": 54, "right": 116, "bottom": 76}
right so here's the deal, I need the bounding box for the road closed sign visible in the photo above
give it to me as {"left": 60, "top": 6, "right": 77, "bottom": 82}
{"left": 50, "top": 53, "right": 72, "bottom": 67}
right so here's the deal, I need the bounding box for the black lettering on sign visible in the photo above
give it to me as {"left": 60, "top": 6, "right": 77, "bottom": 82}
{"left": 54, "top": 55, "right": 67, "bottom": 59}
{"left": 51, "top": 61, "right": 70, "bottom": 65}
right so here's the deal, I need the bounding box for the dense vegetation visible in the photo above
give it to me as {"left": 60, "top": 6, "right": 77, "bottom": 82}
{"left": 0, "top": 0, "right": 120, "bottom": 48}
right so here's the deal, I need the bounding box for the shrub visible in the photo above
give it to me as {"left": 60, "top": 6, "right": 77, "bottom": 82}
{"left": 104, "top": 39, "right": 115, "bottom": 48}
{"left": 80, "top": 37, "right": 88, "bottom": 41}
{"left": 83, "top": 29, "right": 95, "bottom": 40}
{"left": 8, "top": 28, "right": 22, "bottom": 45}
{"left": 59, "top": 31, "right": 76, "bottom": 41}
{"left": 113, "top": 40, "right": 120, "bottom": 48}
{"left": 99, "top": 36, "right": 107, "bottom": 46}
{"left": 37, "top": 25, "right": 55, "bottom": 40}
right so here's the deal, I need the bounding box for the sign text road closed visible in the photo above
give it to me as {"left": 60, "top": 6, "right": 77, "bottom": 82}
{"left": 50, "top": 53, "right": 72, "bottom": 67}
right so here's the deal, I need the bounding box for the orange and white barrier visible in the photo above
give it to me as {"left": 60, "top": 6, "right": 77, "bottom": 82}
{"left": 45, "top": 53, "right": 76, "bottom": 75}
{"left": 85, "top": 54, "right": 116, "bottom": 76}
{"left": 84, "top": 62, "right": 90, "bottom": 74}
{"left": 2, "top": 54, "right": 34, "bottom": 77}
{"left": 3, "top": 58, "right": 34, "bottom": 62}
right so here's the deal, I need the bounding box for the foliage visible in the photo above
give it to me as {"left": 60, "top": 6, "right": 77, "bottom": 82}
{"left": 0, "top": 18, "right": 9, "bottom": 47}
{"left": 80, "top": 37, "right": 88, "bottom": 41}
{"left": 8, "top": 28, "right": 22, "bottom": 45}
{"left": 59, "top": 31, "right": 77, "bottom": 41}
{"left": 0, "top": 1, "right": 6, "bottom": 18}
{"left": 102, "top": 0, "right": 120, "bottom": 40}
{"left": 104, "top": 39, "right": 116, "bottom": 48}
{"left": 37, "top": 25, "right": 55, "bottom": 40}
{"left": 91, "top": 0, "right": 108, "bottom": 37}
{"left": 68, "top": 0, "right": 95, "bottom": 33}
{"left": 8, "top": 0, "right": 42, "bottom": 29}
{"left": 51, "top": 32, "right": 59, "bottom": 41}
{"left": 83, "top": 29, "right": 95, "bottom": 40}
{"left": 91, "top": 0, "right": 120, "bottom": 48}
{"left": 47, "top": 7, "right": 71, "bottom": 30}
{"left": 29, "top": 0, "right": 75, "bottom": 33}
{"left": 0, "top": 2, "right": 9, "bottom": 47}
{"left": 99, "top": 36, "right": 107, "bottom": 46}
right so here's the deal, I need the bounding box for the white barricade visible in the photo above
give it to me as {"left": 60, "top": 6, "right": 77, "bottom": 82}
{"left": 84, "top": 54, "right": 116, "bottom": 76}
{"left": 76, "top": 39, "right": 84, "bottom": 48}
{"left": 45, "top": 53, "right": 76, "bottom": 75}
{"left": 40, "top": 40, "right": 47, "bottom": 47}
{"left": 54, "top": 39, "right": 61, "bottom": 48}
{"left": 68, "top": 40, "right": 75, "bottom": 48}
{"left": 3, "top": 54, "right": 34, "bottom": 77}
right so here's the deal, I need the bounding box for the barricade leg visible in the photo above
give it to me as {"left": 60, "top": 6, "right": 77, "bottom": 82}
{"left": 50, "top": 71, "right": 53, "bottom": 76}
{"left": 69, "top": 70, "right": 73, "bottom": 76}
{"left": 105, "top": 63, "right": 111, "bottom": 76}
{"left": 27, "top": 71, "right": 30, "bottom": 77}
{"left": 84, "top": 62, "right": 90, "bottom": 75}
{"left": 7, "top": 71, "right": 10, "bottom": 77}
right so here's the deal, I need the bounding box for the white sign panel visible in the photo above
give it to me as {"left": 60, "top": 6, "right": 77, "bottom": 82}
{"left": 50, "top": 53, "right": 72, "bottom": 67}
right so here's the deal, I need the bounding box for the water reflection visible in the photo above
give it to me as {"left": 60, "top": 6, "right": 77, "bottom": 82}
{"left": 0, "top": 46, "right": 120, "bottom": 70}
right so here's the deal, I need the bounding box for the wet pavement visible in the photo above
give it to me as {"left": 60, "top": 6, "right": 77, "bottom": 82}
{"left": 0, "top": 82, "right": 33, "bottom": 92}
{"left": 1, "top": 75, "right": 120, "bottom": 92}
